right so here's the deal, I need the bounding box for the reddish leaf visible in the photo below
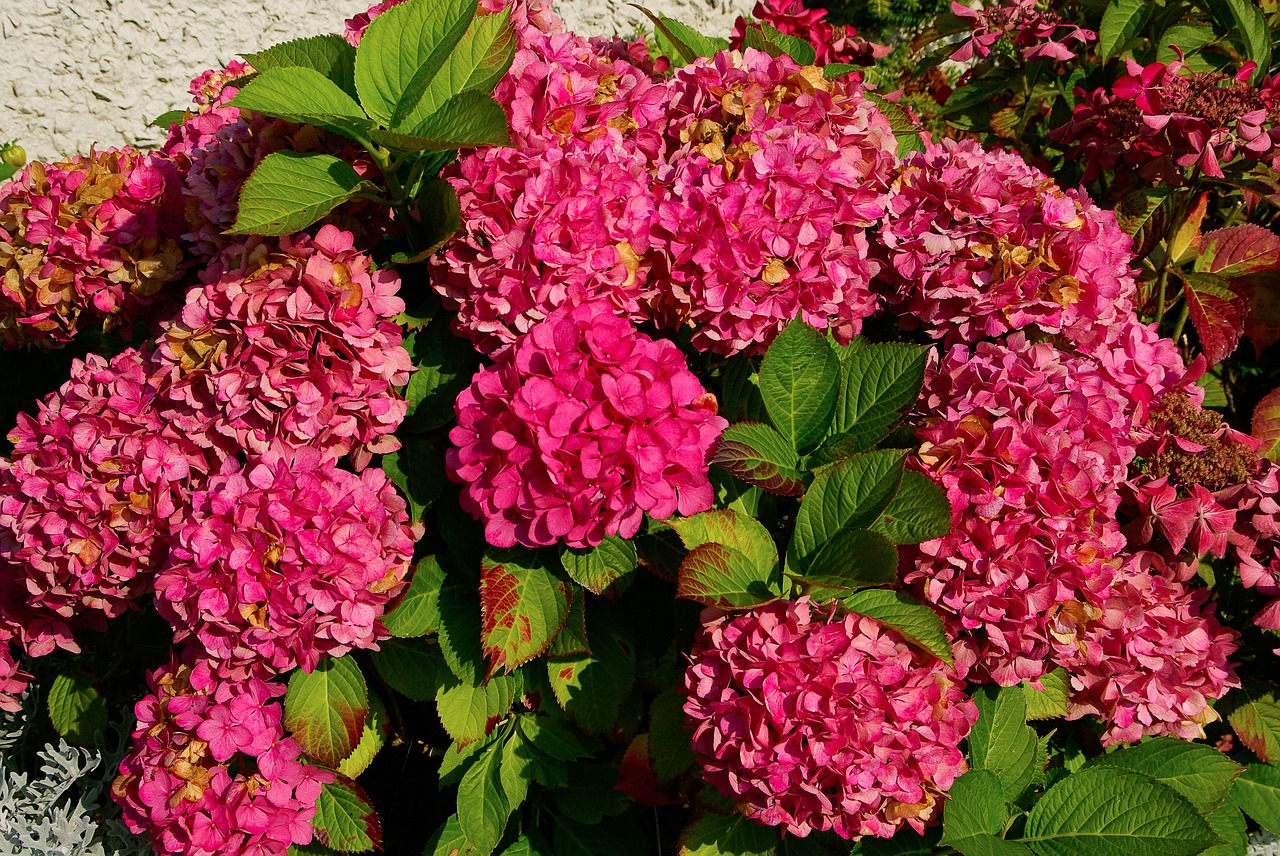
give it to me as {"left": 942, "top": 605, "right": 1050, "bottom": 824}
{"left": 1182, "top": 271, "right": 1247, "bottom": 366}
{"left": 676, "top": 543, "right": 778, "bottom": 610}
{"left": 710, "top": 422, "right": 805, "bottom": 496}
{"left": 1227, "top": 686, "right": 1280, "bottom": 762}
{"left": 1254, "top": 387, "right": 1280, "bottom": 463}
{"left": 480, "top": 549, "right": 571, "bottom": 676}
{"left": 1115, "top": 187, "right": 1175, "bottom": 258}
{"left": 314, "top": 778, "right": 383, "bottom": 852}
{"left": 1169, "top": 191, "right": 1209, "bottom": 264}
{"left": 1195, "top": 224, "right": 1280, "bottom": 276}
{"left": 616, "top": 734, "right": 680, "bottom": 806}
{"left": 1238, "top": 269, "right": 1280, "bottom": 353}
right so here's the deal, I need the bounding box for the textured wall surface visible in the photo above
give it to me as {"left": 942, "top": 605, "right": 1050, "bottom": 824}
{"left": 0, "top": 0, "right": 754, "bottom": 161}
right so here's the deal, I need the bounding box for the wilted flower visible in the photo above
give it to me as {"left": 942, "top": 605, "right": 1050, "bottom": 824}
{"left": 0, "top": 150, "right": 185, "bottom": 348}
{"left": 950, "top": 0, "right": 1095, "bottom": 63}
{"left": 154, "top": 445, "right": 413, "bottom": 679}
{"left": 447, "top": 302, "right": 726, "bottom": 548}
{"left": 684, "top": 598, "right": 977, "bottom": 840}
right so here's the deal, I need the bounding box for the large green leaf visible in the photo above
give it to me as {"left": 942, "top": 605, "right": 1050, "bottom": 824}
{"left": 435, "top": 671, "right": 520, "bottom": 745}
{"left": 1202, "top": 802, "right": 1248, "bottom": 856}
{"left": 941, "top": 770, "right": 1032, "bottom": 856}
{"left": 337, "top": 691, "right": 388, "bottom": 779}
{"left": 841, "top": 588, "right": 954, "bottom": 664}
{"left": 244, "top": 34, "right": 357, "bottom": 95}
{"left": 47, "top": 673, "right": 107, "bottom": 745}
{"left": 788, "top": 450, "right": 906, "bottom": 573}
{"left": 968, "top": 686, "right": 1039, "bottom": 801}
{"left": 1087, "top": 737, "right": 1243, "bottom": 814}
{"left": 830, "top": 343, "right": 930, "bottom": 444}
{"left": 404, "top": 314, "right": 481, "bottom": 432}
{"left": 649, "top": 688, "right": 695, "bottom": 782}
{"left": 424, "top": 815, "right": 479, "bottom": 856}
{"left": 284, "top": 656, "right": 369, "bottom": 768}
{"left": 869, "top": 471, "right": 951, "bottom": 545}
{"left": 313, "top": 780, "right": 382, "bottom": 852}
{"left": 760, "top": 319, "right": 841, "bottom": 454}
{"left": 560, "top": 536, "right": 637, "bottom": 595}
{"left": 1097, "top": 0, "right": 1150, "bottom": 60}
{"left": 459, "top": 740, "right": 512, "bottom": 854}
{"left": 383, "top": 556, "right": 446, "bottom": 638}
{"left": 229, "top": 151, "right": 373, "bottom": 236}
{"left": 403, "top": 90, "right": 511, "bottom": 148}
{"left": 635, "top": 7, "right": 729, "bottom": 64}
{"left": 670, "top": 509, "right": 779, "bottom": 572}
{"left": 1234, "top": 763, "right": 1280, "bottom": 834}
{"left": 678, "top": 812, "right": 778, "bottom": 855}
{"left": 229, "top": 67, "right": 372, "bottom": 140}
{"left": 1022, "top": 669, "right": 1070, "bottom": 721}
{"left": 789, "top": 528, "right": 898, "bottom": 592}
{"left": 711, "top": 422, "right": 806, "bottom": 497}
{"left": 1023, "top": 766, "right": 1219, "bottom": 856}
{"left": 382, "top": 435, "right": 443, "bottom": 528}
{"left": 670, "top": 509, "right": 781, "bottom": 609}
{"left": 1224, "top": 0, "right": 1271, "bottom": 83}
{"left": 353, "top": 0, "right": 478, "bottom": 125}
{"left": 372, "top": 636, "right": 446, "bottom": 701}
{"left": 438, "top": 574, "right": 487, "bottom": 683}
{"left": 480, "top": 548, "right": 572, "bottom": 673}
{"left": 399, "top": 10, "right": 516, "bottom": 130}
{"left": 547, "top": 611, "right": 635, "bottom": 733}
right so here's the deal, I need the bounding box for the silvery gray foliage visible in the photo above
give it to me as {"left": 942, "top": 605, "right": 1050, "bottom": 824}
{"left": 0, "top": 703, "right": 150, "bottom": 856}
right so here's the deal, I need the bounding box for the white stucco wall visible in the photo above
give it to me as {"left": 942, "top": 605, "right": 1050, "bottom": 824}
{"left": 0, "top": 0, "right": 754, "bottom": 161}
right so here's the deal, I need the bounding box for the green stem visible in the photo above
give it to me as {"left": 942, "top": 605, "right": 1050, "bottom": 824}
{"left": 1170, "top": 298, "right": 1191, "bottom": 342}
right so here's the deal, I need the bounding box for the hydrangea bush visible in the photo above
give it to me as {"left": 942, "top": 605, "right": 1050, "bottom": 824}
{"left": 2, "top": 0, "right": 1280, "bottom": 854}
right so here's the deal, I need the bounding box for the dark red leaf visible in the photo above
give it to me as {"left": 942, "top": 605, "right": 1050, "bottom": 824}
{"left": 1182, "top": 271, "right": 1247, "bottom": 366}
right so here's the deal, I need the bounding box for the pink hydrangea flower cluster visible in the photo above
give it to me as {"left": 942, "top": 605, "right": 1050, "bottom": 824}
{"left": 153, "top": 226, "right": 411, "bottom": 471}
{"left": 447, "top": 302, "right": 726, "bottom": 548}
{"left": 878, "top": 138, "right": 1137, "bottom": 349}
{"left": 949, "top": 0, "right": 1096, "bottom": 63}
{"left": 0, "top": 349, "right": 209, "bottom": 627}
{"left": 431, "top": 31, "right": 671, "bottom": 354}
{"left": 155, "top": 445, "right": 412, "bottom": 679}
{"left": 113, "top": 656, "right": 334, "bottom": 856}
{"left": 653, "top": 49, "right": 897, "bottom": 355}
{"left": 0, "top": 149, "right": 185, "bottom": 348}
{"left": 684, "top": 598, "right": 978, "bottom": 840}
{"left": 904, "top": 334, "right": 1136, "bottom": 685}
{"left": 1053, "top": 58, "right": 1280, "bottom": 182}
{"left": 1052, "top": 551, "right": 1239, "bottom": 745}
{"left": 730, "top": 0, "right": 889, "bottom": 67}
{"left": 344, "top": 0, "right": 562, "bottom": 47}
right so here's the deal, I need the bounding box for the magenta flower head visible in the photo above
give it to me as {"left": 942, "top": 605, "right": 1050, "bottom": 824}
{"left": 0, "top": 149, "right": 185, "bottom": 348}
{"left": 730, "top": 0, "right": 889, "bottom": 67}
{"left": 949, "top": 0, "right": 1095, "bottom": 64}
{"left": 113, "top": 653, "right": 335, "bottom": 856}
{"left": 344, "top": 0, "right": 562, "bottom": 47}
{"left": 684, "top": 598, "right": 977, "bottom": 840}
{"left": 447, "top": 302, "right": 726, "bottom": 549}
{"left": 0, "top": 348, "right": 210, "bottom": 627}
{"left": 153, "top": 227, "right": 411, "bottom": 471}
{"left": 154, "top": 445, "right": 414, "bottom": 679}
{"left": 879, "top": 138, "right": 1137, "bottom": 349}
{"left": 656, "top": 49, "right": 898, "bottom": 355}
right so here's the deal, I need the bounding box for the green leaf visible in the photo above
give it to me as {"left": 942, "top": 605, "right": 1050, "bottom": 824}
{"left": 1097, "top": 0, "right": 1150, "bottom": 60}
{"left": 634, "top": 7, "right": 729, "bottom": 63}
{"left": 1115, "top": 187, "right": 1175, "bottom": 259}
{"left": 284, "top": 657, "right": 369, "bottom": 768}
{"left": 354, "top": 0, "right": 478, "bottom": 125}
{"left": 382, "top": 436, "right": 444, "bottom": 527}
{"left": 670, "top": 509, "right": 779, "bottom": 572}
{"left": 968, "top": 686, "right": 1038, "bottom": 801}
{"left": 383, "top": 556, "right": 446, "bottom": 637}
{"left": 870, "top": 471, "right": 951, "bottom": 545}
{"left": 518, "top": 714, "right": 592, "bottom": 762}
{"left": 678, "top": 812, "right": 778, "bottom": 855}
{"left": 1022, "top": 669, "right": 1070, "bottom": 721}
{"left": 1224, "top": 0, "right": 1271, "bottom": 83}
{"left": 399, "top": 10, "right": 516, "bottom": 131}
{"left": 1155, "top": 24, "right": 1219, "bottom": 66}
{"left": 424, "top": 815, "right": 477, "bottom": 856}
{"left": 942, "top": 770, "right": 1032, "bottom": 855}
{"left": 408, "top": 176, "right": 464, "bottom": 261}
{"left": 47, "top": 673, "right": 107, "bottom": 745}
{"left": 402, "top": 90, "right": 511, "bottom": 148}
{"left": 459, "top": 740, "right": 511, "bottom": 854}
{"left": 500, "top": 833, "right": 553, "bottom": 856}
{"left": 670, "top": 509, "right": 781, "bottom": 609}
{"left": 720, "top": 359, "right": 767, "bottom": 424}
{"left": 1226, "top": 682, "right": 1280, "bottom": 761}
{"left": 649, "top": 688, "right": 695, "bottom": 782}
{"left": 229, "top": 67, "right": 372, "bottom": 139}
{"left": 788, "top": 450, "right": 906, "bottom": 574}
{"left": 547, "top": 611, "right": 635, "bottom": 733}
{"left": 841, "top": 588, "right": 953, "bottom": 664}
{"left": 314, "top": 780, "right": 382, "bottom": 852}
{"left": 560, "top": 536, "right": 637, "bottom": 595}
{"left": 830, "top": 342, "right": 930, "bottom": 445}
{"left": 1202, "top": 802, "right": 1248, "bottom": 856}
{"left": 760, "top": 319, "right": 841, "bottom": 453}
{"left": 554, "top": 819, "right": 635, "bottom": 856}
{"left": 1023, "top": 766, "right": 1219, "bottom": 856}
{"left": 759, "top": 23, "right": 817, "bottom": 65}
{"left": 546, "top": 590, "right": 590, "bottom": 657}
{"left": 150, "top": 110, "right": 186, "bottom": 129}
{"left": 480, "top": 548, "right": 572, "bottom": 673}
{"left": 789, "top": 527, "right": 898, "bottom": 592}
{"left": 438, "top": 574, "right": 486, "bottom": 683}
{"left": 1234, "top": 763, "right": 1280, "bottom": 834}
{"left": 866, "top": 93, "right": 926, "bottom": 156}
{"left": 711, "top": 422, "right": 806, "bottom": 497}
{"left": 435, "top": 671, "right": 520, "bottom": 745}
{"left": 338, "top": 691, "right": 388, "bottom": 779}
{"left": 244, "top": 34, "right": 358, "bottom": 96}
{"left": 823, "top": 62, "right": 861, "bottom": 79}
{"left": 404, "top": 314, "right": 481, "bottom": 432}
{"left": 229, "top": 151, "right": 373, "bottom": 236}
{"left": 372, "top": 636, "right": 446, "bottom": 701}
{"left": 1087, "top": 737, "right": 1243, "bottom": 814}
